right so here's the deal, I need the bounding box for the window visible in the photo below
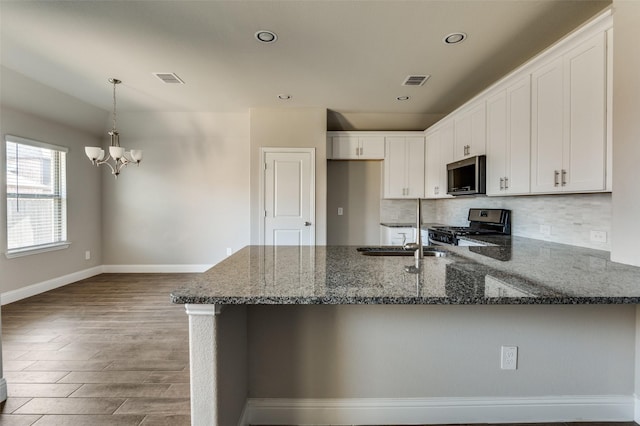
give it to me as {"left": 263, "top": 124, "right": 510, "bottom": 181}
{"left": 5, "top": 135, "right": 68, "bottom": 256}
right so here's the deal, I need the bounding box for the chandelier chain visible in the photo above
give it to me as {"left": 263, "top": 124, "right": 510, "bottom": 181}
{"left": 112, "top": 80, "right": 117, "bottom": 133}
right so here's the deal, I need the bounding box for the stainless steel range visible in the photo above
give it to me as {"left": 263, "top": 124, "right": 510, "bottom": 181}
{"left": 428, "top": 208, "right": 511, "bottom": 246}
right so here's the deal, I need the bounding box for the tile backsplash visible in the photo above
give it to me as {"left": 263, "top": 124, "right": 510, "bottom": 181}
{"left": 381, "top": 193, "right": 612, "bottom": 251}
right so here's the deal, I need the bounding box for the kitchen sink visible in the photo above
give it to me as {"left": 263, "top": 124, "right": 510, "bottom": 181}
{"left": 357, "top": 247, "right": 447, "bottom": 257}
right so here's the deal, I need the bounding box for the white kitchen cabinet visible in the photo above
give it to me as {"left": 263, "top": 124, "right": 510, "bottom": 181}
{"left": 329, "top": 135, "right": 385, "bottom": 160}
{"left": 383, "top": 136, "right": 425, "bottom": 199}
{"left": 380, "top": 226, "right": 414, "bottom": 246}
{"left": 425, "top": 122, "right": 454, "bottom": 199}
{"left": 531, "top": 32, "right": 607, "bottom": 193}
{"left": 453, "top": 101, "right": 486, "bottom": 161}
{"left": 486, "top": 76, "right": 531, "bottom": 196}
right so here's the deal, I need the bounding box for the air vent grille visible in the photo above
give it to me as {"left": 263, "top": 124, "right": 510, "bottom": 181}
{"left": 402, "top": 75, "right": 430, "bottom": 86}
{"left": 153, "top": 73, "right": 185, "bottom": 84}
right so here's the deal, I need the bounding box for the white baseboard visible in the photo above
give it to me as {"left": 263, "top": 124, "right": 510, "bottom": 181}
{"left": 102, "top": 264, "right": 213, "bottom": 273}
{"left": 1, "top": 266, "right": 103, "bottom": 305}
{"left": 1, "top": 264, "right": 212, "bottom": 305}
{"left": 242, "top": 396, "right": 635, "bottom": 425}
{"left": 0, "top": 378, "right": 6, "bottom": 402}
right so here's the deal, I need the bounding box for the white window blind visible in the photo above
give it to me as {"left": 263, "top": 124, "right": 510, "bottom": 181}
{"left": 5, "top": 135, "right": 68, "bottom": 254}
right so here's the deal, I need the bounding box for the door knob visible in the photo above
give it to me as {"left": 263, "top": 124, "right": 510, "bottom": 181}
{"left": 304, "top": 221, "right": 312, "bottom": 226}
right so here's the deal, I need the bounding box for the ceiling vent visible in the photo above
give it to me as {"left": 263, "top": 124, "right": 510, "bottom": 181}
{"left": 153, "top": 73, "right": 185, "bottom": 84}
{"left": 402, "top": 75, "right": 430, "bottom": 86}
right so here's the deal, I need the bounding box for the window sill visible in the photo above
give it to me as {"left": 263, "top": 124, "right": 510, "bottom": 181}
{"left": 5, "top": 242, "right": 71, "bottom": 259}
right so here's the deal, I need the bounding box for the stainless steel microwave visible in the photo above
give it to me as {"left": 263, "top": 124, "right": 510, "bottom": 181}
{"left": 446, "top": 155, "right": 486, "bottom": 196}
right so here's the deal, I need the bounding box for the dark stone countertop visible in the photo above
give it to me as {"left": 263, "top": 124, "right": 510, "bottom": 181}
{"left": 170, "top": 237, "right": 640, "bottom": 305}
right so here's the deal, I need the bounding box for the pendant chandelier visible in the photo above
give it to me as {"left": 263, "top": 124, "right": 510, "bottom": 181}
{"left": 85, "top": 78, "right": 142, "bottom": 177}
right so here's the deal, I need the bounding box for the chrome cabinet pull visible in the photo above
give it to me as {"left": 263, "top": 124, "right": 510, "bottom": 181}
{"left": 304, "top": 221, "right": 312, "bottom": 226}
{"left": 554, "top": 170, "right": 560, "bottom": 187}
{"left": 561, "top": 169, "right": 567, "bottom": 186}
{"left": 504, "top": 177, "right": 509, "bottom": 189}
{"left": 500, "top": 177, "right": 504, "bottom": 190}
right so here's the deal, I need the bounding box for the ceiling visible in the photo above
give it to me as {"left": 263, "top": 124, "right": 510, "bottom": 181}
{"left": 0, "top": 0, "right": 611, "bottom": 132}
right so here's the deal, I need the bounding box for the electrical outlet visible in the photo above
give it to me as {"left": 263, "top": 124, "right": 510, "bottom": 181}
{"left": 539, "top": 225, "right": 551, "bottom": 236}
{"left": 501, "top": 346, "right": 518, "bottom": 370}
{"left": 85, "top": 250, "right": 91, "bottom": 260}
{"left": 337, "top": 207, "right": 343, "bottom": 216}
{"left": 226, "top": 248, "right": 232, "bottom": 256}
{"left": 590, "top": 230, "right": 607, "bottom": 243}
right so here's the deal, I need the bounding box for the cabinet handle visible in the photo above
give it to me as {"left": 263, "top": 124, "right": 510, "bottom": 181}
{"left": 554, "top": 170, "right": 560, "bottom": 187}
{"left": 561, "top": 169, "right": 567, "bottom": 186}
{"left": 500, "top": 177, "right": 504, "bottom": 190}
{"left": 504, "top": 177, "right": 509, "bottom": 189}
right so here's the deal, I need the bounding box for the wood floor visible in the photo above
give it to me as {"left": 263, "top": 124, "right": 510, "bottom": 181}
{"left": 1, "top": 273, "right": 196, "bottom": 426}
{"left": 1, "top": 274, "right": 639, "bottom": 426}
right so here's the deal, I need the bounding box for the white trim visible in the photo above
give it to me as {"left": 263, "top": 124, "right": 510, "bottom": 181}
{"left": 635, "top": 394, "right": 640, "bottom": 423}
{"left": 0, "top": 378, "right": 7, "bottom": 403}
{"left": 6, "top": 134, "right": 69, "bottom": 153}
{"left": 102, "top": 264, "right": 213, "bottom": 273}
{"left": 0, "top": 264, "right": 212, "bottom": 305}
{"left": 237, "top": 401, "right": 250, "bottom": 426}
{"left": 242, "top": 396, "right": 634, "bottom": 425}
{"left": 1, "top": 266, "right": 103, "bottom": 305}
{"left": 5, "top": 241, "right": 71, "bottom": 259}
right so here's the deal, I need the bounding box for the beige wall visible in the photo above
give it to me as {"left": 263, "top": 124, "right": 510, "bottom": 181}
{"left": 249, "top": 108, "right": 327, "bottom": 245}
{"left": 248, "top": 304, "right": 635, "bottom": 398}
{"left": 611, "top": 0, "right": 640, "bottom": 267}
{"left": 327, "top": 160, "right": 381, "bottom": 245}
{"left": 0, "top": 106, "right": 103, "bottom": 294}
{"left": 101, "top": 111, "right": 250, "bottom": 266}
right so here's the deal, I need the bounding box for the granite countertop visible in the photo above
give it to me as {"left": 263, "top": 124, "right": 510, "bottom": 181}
{"left": 170, "top": 237, "right": 640, "bottom": 305}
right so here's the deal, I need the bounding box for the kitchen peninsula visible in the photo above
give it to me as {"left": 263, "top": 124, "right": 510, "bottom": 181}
{"left": 171, "top": 239, "right": 640, "bottom": 425}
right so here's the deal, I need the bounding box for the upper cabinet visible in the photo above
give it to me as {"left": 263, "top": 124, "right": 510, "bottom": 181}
{"left": 531, "top": 32, "right": 608, "bottom": 193}
{"left": 328, "top": 133, "right": 385, "bottom": 160}
{"left": 486, "top": 76, "right": 531, "bottom": 196}
{"left": 383, "top": 136, "right": 425, "bottom": 199}
{"left": 425, "top": 9, "right": 611, "bottom": 198}
{"left": 425, "top": 122, "right": 454, "bottom": 199}
{"left": 453, "top": 101, "right": 486, "bottom": 161}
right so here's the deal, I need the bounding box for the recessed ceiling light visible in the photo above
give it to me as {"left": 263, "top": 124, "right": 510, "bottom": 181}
{"left": 396, "top": 96, "right": 410, "bottom": 101}
{"left": 277, "top": 94, "right": 292, "bottom": 100}
{"left": 443, "top": 32, "right": 467, "bottom": 44}
{"left": 255, "top": 30, "right": 278, "bottom": 43}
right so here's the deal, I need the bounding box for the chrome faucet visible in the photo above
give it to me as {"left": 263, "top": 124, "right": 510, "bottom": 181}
{"left": 403, "top": 198, "right": 423, "bottom": 260}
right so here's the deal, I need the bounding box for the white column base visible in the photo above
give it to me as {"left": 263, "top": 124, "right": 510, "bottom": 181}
{"left": 185, "top": 304, "right": 221, "bottom": 426}
{"left": 0, "top": 378, "right": 7, "bottom": 402}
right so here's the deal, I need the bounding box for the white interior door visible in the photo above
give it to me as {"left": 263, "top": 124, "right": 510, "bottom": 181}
{"left": 262, "top": 148, "right": 315, "bottom": 246}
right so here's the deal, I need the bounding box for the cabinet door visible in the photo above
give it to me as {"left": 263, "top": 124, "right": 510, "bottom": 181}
{"left": 405, "top": 137, "right": 425, "bottom": 198}
{"left": 531, "top": 56, "right": 564, "bottom": 193}
{"left": 563, "top": 32, "right": 606, "bottom": 192}
{"left": 383, "top": 137, "right": 408, "bottom": 198}
{"left": 505, "top": 76, "right": 531, "bottom": 195}
{"left": 359, "top": 136, "right": 385, "bottom": 160}
{"left": 332, "top": 136, "right": 360, "bottom": 159}
{"left": 486, "top": 90, "right": 507, "bottom": 196}
{"left": 425, "top": 132, "right": 441, "bottom": 198}
{"left": 454, "top": 102, "right": 486, "bottom": 160}
{"left": 439, "top": 123, "right": 455, "bottom": 198}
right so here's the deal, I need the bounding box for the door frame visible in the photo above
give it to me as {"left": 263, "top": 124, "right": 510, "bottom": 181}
{"left": 259, "top": 147, "right": 316, "bottom": 245}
